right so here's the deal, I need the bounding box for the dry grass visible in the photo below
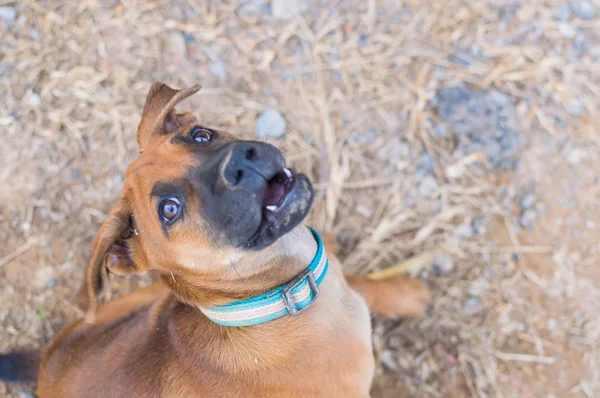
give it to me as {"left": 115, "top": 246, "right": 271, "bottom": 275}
{"left": 1, "top": 0, "right": 600, "bottom": 397}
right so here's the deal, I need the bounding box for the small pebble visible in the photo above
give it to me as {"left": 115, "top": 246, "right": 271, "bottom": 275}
{"left": 433, "top": 254, "right": 455, "bottom": 274}
{"left": 210, "top": 59, "right": 228, "bottom": 81}
{"left": 0, "top": 6, "right": 16, "bottom": 22}
{"left": 418, "top": 175, "right": 439, "bottom": 197}
{"left": 553, "top": 4, "right": 572, "bottom": 21}
{"left": 520, "top": 209, "right": 537, "bottom": 230}
{"left": 464, "top": 297, "right": 479, "bottom": 310}
{"left": 359, "top": 34, "right": 368, "bottom": 47}
{"left": 15, "top": 390, "right": 35, "bottom": 398}
{"left": 434, "top": 123, "right": 448, "bottom": 137}
{"left": 571, "top": 1, "right": 596, "bottom": 20}
{"left": 558, "top": 23, "right": 577, "bottom": 38}
{"left": 255, "top": 108, "right": 287, "bottom": 139}
{"left": 449, "top": 54, "right": 470, "bottom": 66}
{"left": 30, "top": 28, "right": 39, "bottom": 40}
{"left": 351, "top": 130, "right": 377, "bottom": 144}
{"left": 566, "top": 100, "right": 583, "bottom": 116}
{"left": 472, "top": 217, "right": 487, "bottom": 235}
{"left": 585, "top": 220, "right": 595, "bottom": 229}
{"left": 521, "top": 193, "right": 536, "bottom": 209}
{"left": 456, "top": 223, "right": 474, "bottom": 238}
{"left": 379, "top": 350, "right": 399, "bottom": 371}
{"left": 28, "top": 92, "right": 41, "bottom": 108}
{"left": 47, "top": 278, "right": 57, "bottom": 288}
{"left": 271, "top": 0, "right": 304, "bottom": 19}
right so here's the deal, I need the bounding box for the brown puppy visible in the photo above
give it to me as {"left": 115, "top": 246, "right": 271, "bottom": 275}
{"left": 1, "top": 83, "right": 431, "bottom": 397}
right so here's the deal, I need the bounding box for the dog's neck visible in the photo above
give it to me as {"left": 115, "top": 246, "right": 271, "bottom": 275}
{"left": 162, "top": 226, "right": 318, "bottom": 309}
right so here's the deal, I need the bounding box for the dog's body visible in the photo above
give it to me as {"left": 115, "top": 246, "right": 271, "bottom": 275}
{"left": 40, "top": 228, "right": 375, "bottom": 397}
{"left": 1, "top": 83, "right": 431, "bottom": 397}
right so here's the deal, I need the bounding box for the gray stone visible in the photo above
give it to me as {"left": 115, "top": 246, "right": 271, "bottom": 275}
{"left": 271, "top": 0, "right": 305, "bottom": 19}
{"left": 558, "top": 23, "right": 577, "bottom": 38}
{"left": 456, "top": 223, "right": 474, "bottom": 238}
{"left": 28, "top": 92, "right": 41, "bottom": 108}
{"left": 379, "top": 350, "right": 399, "bottom": 371}
{"left": 472, "top": 217, "right": 488, "bottom": 235}
{"left": 15, "top": 390, "right": 35, "bottom": 398}
{"left": 351, "top": 130, "right": 377, "bottom": 144}
{"left": 433, "top": 254, "right": 455, "bottom": 274}
{"left": 210, "top": 59, "right": 228, "bottom": 81}
{"left": 521, "top": 193, "right": 536, "bottom": 209}
{"left": 0, "top": 6, "right": 16, "bottom": 22}
{"left": 464, "top": 297, "right": 479, "bottom": 310}
{"left": 255, "top": 108, "right": 287, "bottom": 138}
{"left": 586, "top": 220, "right": 596, "bottom": 229}
{"left": 554, "top": 4, "right": 572, "bottom": 21}
{"left": 566, "top": 100, "right": 584, "bottom": 116}
{"left": 571, "top": 1, "right": 596, "bottom": 19}
{"left": 520, "top": 209, "right": 537, "bottom": 230}
{"left": 433, "top": 85, "right": 521, "bottom": 170}
{"left": 418, "top": 175, "right": 439, "bottom": 197}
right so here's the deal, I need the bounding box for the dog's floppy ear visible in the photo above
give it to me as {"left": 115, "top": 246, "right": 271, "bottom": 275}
{"left": 136, "top": 82, "right": 202, "bottom": 152}
{"left": 76, "top": 200, "right": 139, "bottom": 322}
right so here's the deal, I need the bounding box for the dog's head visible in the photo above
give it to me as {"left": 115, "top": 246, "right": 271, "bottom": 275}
{"left": 81, "top": 82, "right": 313, "bottom": 316}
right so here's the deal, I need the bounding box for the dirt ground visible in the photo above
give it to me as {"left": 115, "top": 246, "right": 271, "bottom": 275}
{"left": 1, "top": 1, "right": 600, "bottom": 397}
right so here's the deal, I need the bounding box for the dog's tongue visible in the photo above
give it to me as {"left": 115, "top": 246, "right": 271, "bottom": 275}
{"left": 263, "top": 169, "right": 292, "bottom": 208}
{"left": 264, "top": 182, "right": 285, "bottom": 206}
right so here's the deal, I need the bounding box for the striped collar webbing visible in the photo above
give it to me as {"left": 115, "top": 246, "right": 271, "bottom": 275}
{"left": 198, "top": 228, "right": 328, "bottom": 327}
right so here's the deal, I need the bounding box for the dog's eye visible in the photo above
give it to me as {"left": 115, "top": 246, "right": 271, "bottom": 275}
{"left": 160, "top": 198, "right": 181, "bottom": 222}
{"left": 191, "top": 127, "right": 212, "bottom": 143}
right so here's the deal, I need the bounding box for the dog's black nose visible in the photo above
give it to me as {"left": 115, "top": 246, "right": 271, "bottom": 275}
{"left": 219, "top": 141, "right": 285, "bottom": 189}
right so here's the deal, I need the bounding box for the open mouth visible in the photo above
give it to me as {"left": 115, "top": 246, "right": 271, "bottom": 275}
{"left": 262, "top": 167, "right": 295, "bottom": 215}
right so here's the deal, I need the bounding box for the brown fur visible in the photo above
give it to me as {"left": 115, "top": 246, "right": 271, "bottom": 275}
{"left": 38, "top": 82, "right": 432, "bottom": 397}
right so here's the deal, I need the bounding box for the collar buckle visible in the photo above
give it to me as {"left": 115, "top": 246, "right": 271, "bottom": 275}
{"left": 282, "top": 269, "right": 319, "bottom": 315}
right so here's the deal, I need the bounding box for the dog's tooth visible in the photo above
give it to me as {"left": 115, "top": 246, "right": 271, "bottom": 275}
{"left": 265, "top": 205, "right": 278, "bottom": 211}
{"left": 283, "top": 168, "right": 292, "bottom": 178}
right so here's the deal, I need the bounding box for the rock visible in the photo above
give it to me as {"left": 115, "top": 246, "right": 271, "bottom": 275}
{"left": 521, "top": 193, "right": 536, "bottom": 209}
{"left": 47, "top": 278, "right": 57, "bottom": 288}
{"left": 456, "top": 223, "right": 473, "bottom": 238}
{"left": 433, "top": 254, "right": 455, "bottom": 274}
{"left": 553, "top": 4, "right": 572, "bottom": 21}
{"left": 433, "top": 85, "right": 521, "bottom": 170}
{"left": 520, "top": 209, "right": 537, "bottom": 230}
{"left": 416, "top": 152, "right": 434, "bottom": 177}
{"left": 240, "top": 0, "right": 270, "bottom": 15}
{"left": 271, "top": 0, "right": 305, "bottom": 19}
{"left": 464, "top": 297, "right": 479, "bottom": 310}
{"left": 571, "top": 1, "right": 596, "bottom": 20}
{"left": 472, "top": 217, "right": 487, "bottom": 235}
{"left": 167, "top": 32, "right": 187, "bottom": 57}
{"left": 27, "top": 92, "right": 41, "bottom": 108}
{"left": 210, "top": 59, "right": 227, "bottom": 81}
{"left": 0, "top": 6, "right": 16, "bottom": 22}
{"left": 351, "top": 130, "right": 377, "bottom": 144}
{"left": 379, "top": 350, "right": 399, "bottom": 371}
{"left": 15, "top": 390, "right": 35, "bottom": 398}
{"left": 418, "top": 175, "right": 439, "bottom": 197}
{"left": 586, "top": 220, "right": 596, "bottom": 229}
{"left": 558, "top": 23, "right": 577, "bottom": 38}
{"left": 566, "top": 100, "right": 583, "bottom": 116}
{"left": 449, "top": 54, "right": 471, "bottom": 66}
{"left": 29, "top": 28, "right": 39, "bottom": 40}
{"left": 255, "top": 108, "right": 287, "bottom": 138}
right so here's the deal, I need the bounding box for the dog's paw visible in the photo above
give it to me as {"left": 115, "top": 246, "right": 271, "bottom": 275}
{"left": 374, "top": 276, "right": 432, "bottom": 318}
{"left": 347, "top": 275, "right": 432, "bottom": 318}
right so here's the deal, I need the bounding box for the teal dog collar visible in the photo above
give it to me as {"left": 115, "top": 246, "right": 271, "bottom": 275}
{"left": 199, "top": 228, "right": 328, "bottom": 327}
